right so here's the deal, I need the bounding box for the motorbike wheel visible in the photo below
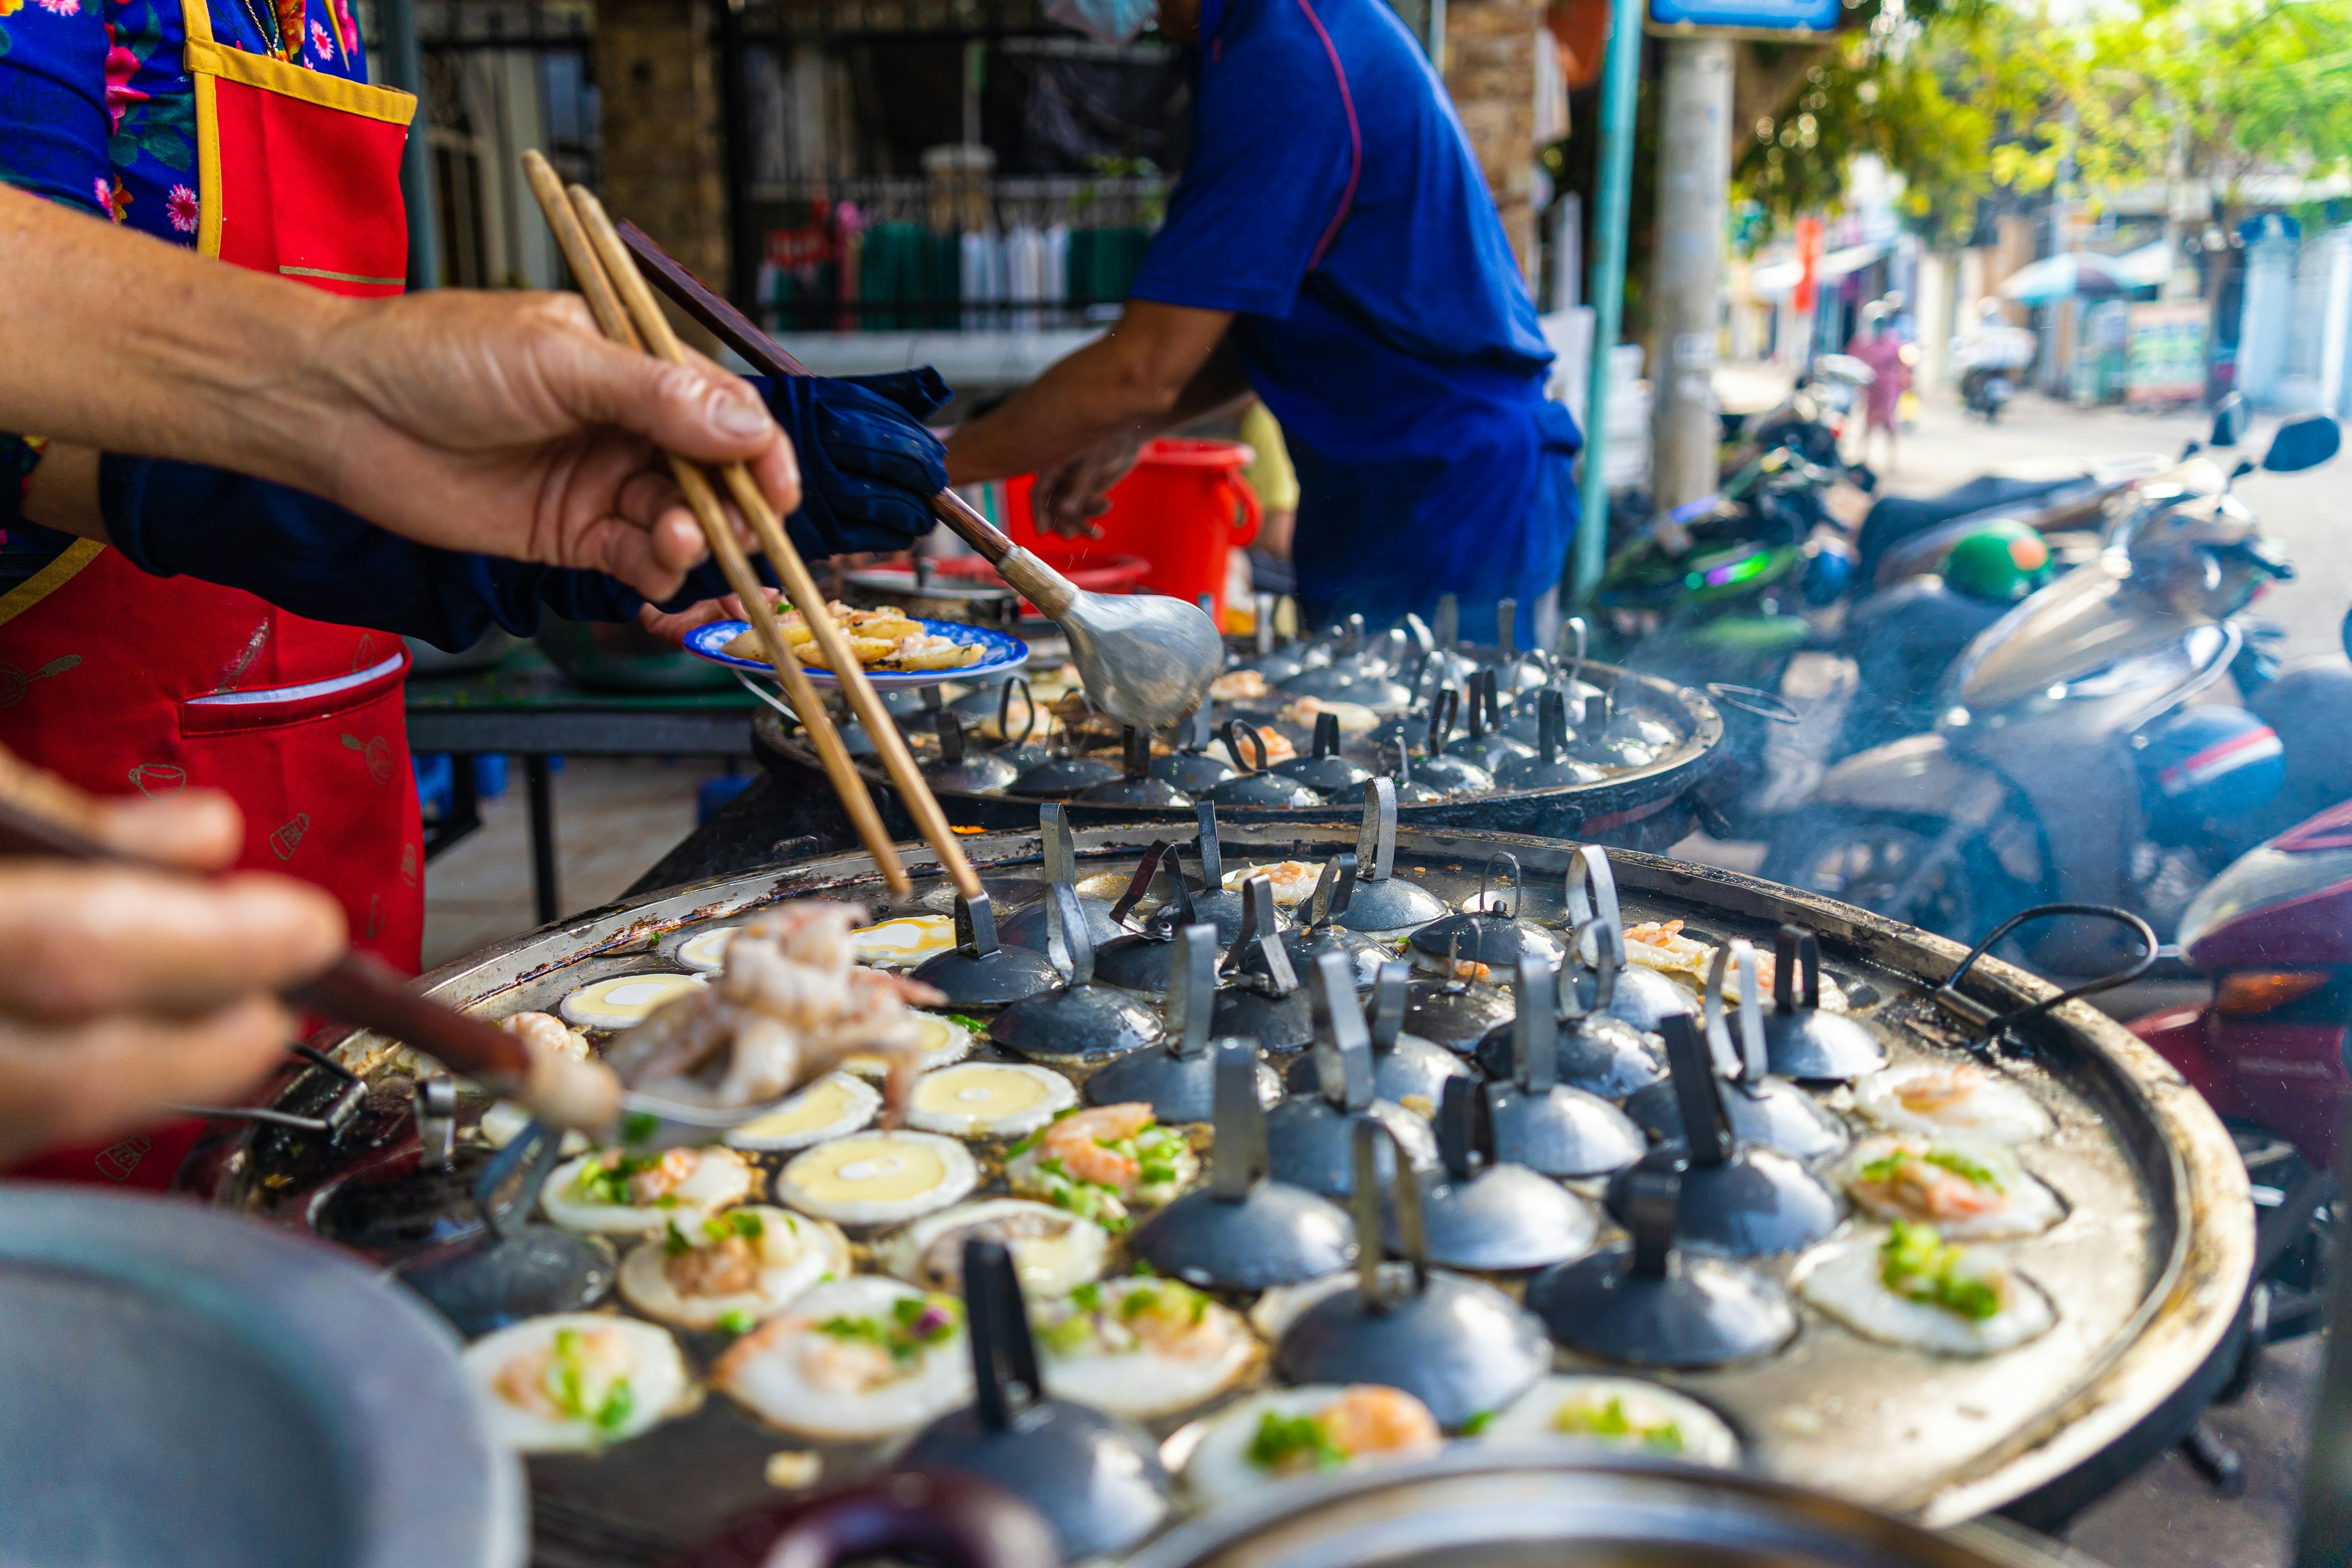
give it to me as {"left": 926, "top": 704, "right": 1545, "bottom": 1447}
{"left": 1761, "top": 807, "right": 2040, "bottom": 946}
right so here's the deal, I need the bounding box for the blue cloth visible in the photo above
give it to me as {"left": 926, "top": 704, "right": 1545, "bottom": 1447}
{"left": 1126, "top": 0, "right": 1578, "bottom": 641}
{"left": 101, "top": 374, "right": 952, "bottom": 650}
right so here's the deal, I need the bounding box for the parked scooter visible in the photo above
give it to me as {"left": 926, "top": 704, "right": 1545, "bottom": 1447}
{"left": 1762, "top": 411, "right": 2341, "bottom": 967}
{"left": 2130, "top": 797, "right": 2352, "bottom": 1409}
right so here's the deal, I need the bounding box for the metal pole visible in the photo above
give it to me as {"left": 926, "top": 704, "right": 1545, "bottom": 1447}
{"left": 1572, "top": 0, "right": 1644, "bottom": 606}
{"left": 376, "top": 0, "right": 440, "bottom": 290}
{"left": 1647, "top": 35, "right": 1733, "bottom": 516}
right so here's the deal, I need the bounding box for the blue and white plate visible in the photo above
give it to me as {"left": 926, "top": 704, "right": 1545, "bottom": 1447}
{"left": 684, "top": 617, "right": 1029, "bottom": 691}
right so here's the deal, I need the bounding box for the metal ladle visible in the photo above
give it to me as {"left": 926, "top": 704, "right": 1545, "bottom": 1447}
{"left": 1209, "top": 876, "right": 1315, "bottom": 1052}
{"left": 1528, "top": 1168, "right": 1798, "bottom": 1368}
{"left": 621, "top": 235, "right": 1223, "bottom": 730}
{"left": 1331, "top": 780, "right": 1449, "bottom": 935}
{"left": 1626, "top": 941, "right": 1848, "bottom": 1161}
{"left": 909, "top": 886, "right": 1065, "bottom": 1007}
{"left": 1760, "top": 925, "right": 1888, "bottom": 1081}
{"left": 1409, "top": 851, "right": 1567, "bottom": 974}
{"left": 1406, "top": 1076, "right": 1599, "bottom": 1272}
{"left": 989, "top": 885, "right": 1163, "bottom": 1065}
{"left": 897, "top": 1238, "right": 1172, "bottom": 1559}
{"left": 1265, "top": 956, "right": 1439, "bottom": 1197}
{"left": 1606, "top": 1012, "right": 1842, "bottom": 1259}
{"left": 1473, "top": 918, "right": 1666, "bottom": 1101}
{"left": 1484, "top": 957, "right": 1646, "bottom": 1179}
{"left": 1273, "top": 1117, "right": 1550, "bottom": 1430}
{"left": 1085, "top": 925, "right": 1282, "bottom": 1120}
{"left": 1287, "top": 962, "right": 1468, "bottom": 1109}
{"left": 1129, "top": 1043, "right": 1357, "bottom": 1289}
{"left": 1561, "top": 845, "right": 1695, "bottom": 1030}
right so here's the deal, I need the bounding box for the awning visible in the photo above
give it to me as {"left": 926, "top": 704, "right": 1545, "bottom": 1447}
{"left": 1999, "top": 251, "right": 2132, "bottom": 304}
{"left": 1748, "top": 242, "right": 1887, "bottom": 296}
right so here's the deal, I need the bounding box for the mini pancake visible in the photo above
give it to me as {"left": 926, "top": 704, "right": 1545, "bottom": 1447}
{"left": 1487, "top": 1376, "right": 1740, "bottom": 1467}
{"left": 776, "top": 1131, "right": 980, "bottom": 1226}
{"left": 541, "top": 1146, "right": 756, "bottom": 1235}
{"left": 845, "top": 1012, "right": 974, "bottom": 1080}
{"left": 1223, "top": 862, "right": 1321, "bottom": 907}
{"left": 464, "top": 1313, "right": 695, "bottom": 1453}
{"left": 1034, "top": 1277, "right": 1260, "bottom": 1419}
{"left": 676, "top": 925, "right": 739, "bottom": 973}
{"left": 1840, "top": 1134, "right": 2063, "bottom": 1241}
{"left": 723, "top": 1072, "right": 881, "bottom": 1153}
{"left": 878, "top": 1199, "right": 1111, "bottom": 1297}
{"left": 907, "top": 1061, "right": 1078, "bottom": 1139}
{"left": 617, "top": 1206, "right": 850, "bottom": 1330}
{"left": 851, "top": 914, "right": 957, "bottom": 970}
{"left": 1856, "top": 1063, "right": 2055, "bottom": 1145}
{"left": 559, "top": 972, "right": 706, "bottom": 1030}
{"left": 1003, "top": 1104, "right": 1199, "bottom": 1230}
{"left": 1180, "top": 1384, "right": 1444, "bottom": 1509}
{"left": 714, "top": 1276, "right": 971, "bottom": 1439}
{"left": 1796, "top": 1232, "right": 2055, "bottom": 1357}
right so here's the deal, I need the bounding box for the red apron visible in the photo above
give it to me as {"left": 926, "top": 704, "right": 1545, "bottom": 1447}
{"left": 0, "top": 0, "right": 421, "bottom": 1188}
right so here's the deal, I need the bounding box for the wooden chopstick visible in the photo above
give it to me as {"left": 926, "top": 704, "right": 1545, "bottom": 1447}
{"left": 563, "top": 184, "right": 989, "bottom": 906}
{"left": 519, "top": 153, "right": 911, "bottom": 899}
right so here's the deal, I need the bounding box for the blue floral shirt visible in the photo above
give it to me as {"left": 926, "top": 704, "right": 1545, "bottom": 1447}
{"left": 0, "top": 0, "right": 365, "bottom": 239}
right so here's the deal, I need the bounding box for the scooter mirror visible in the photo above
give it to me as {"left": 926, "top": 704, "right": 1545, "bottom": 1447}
{"left": 2210, "top": 391, "right": 2248, "bottom": 448}
{"left": 2264, "top": 413, "right": 2341, "bottom": 473}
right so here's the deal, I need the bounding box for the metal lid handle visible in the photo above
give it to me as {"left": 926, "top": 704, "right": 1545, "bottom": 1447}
{"left": 997, "top": 675, "right": 1038, "bottom": 748}
{"left": 1538, "top": 688, "right": 1567, "bottom": 766}
{"left": 1046, "top": 883, "right": 1094, "bottom": 987}
{"left": 1627, "top": 1169, "right": 1679, "bottom": 1279}
{"left": 1434, "top": 593, "right": 1460, "bottom": 650}
{"left": 1354, "top": 778, "right": 1398, "bottom": 883}
{"left": 1209, "top": 1041, "right": 1269, "bottom": 1199}
{"left": 1565, "top": 846, "right": 1628, "bottom": 965}
{"left": 1310, "top": 951, "right": 1376, "bottom": 1112}
{"left": 1558, "top": 615, "right": 1589, "bottom": 683}
{"left": 1106, "top": 840, "right": 1169, "bottom": 930}
{"left": 938, "top": 709, "right": 970, "bottom": 766}
{"left": 1255, "top": 591, "right": 1276, "bottom": 656}
{"left": 964, "top": 1238, "right": 1044, "bottom": 1433}
{"left": 1427, "top": 687, "right": 1457, "bottom": 753}
{"left": 1659, "top": 1013, "right": 1731, "bottom": 1167}
{"left": 1704, "top": 939, "right": 1767, "bottom": 1080}
{"left": 1773, "top": 925, "right": 1822, "bottom": 1014}
{"left": 1369, "top": 961, "right": 1408, "bottom": 1051}
{"left": 1221, "top": 720, "right": 1270, "bottom": 775}
{"left": 1226, "top": 875, "right": 1297, "bottom": 997}
{"left": 1166, "top": 922, "right": 1218, "bottom": 1058}
{"left": 1157, "top": 843, "right": 1199, "bottom": 929}
{"left": 1193, "top": 799, "right": 1223, "bottom": 887}
{"left": 1478, "top": 850, "right": 1523, "bottom": 921}
{"left": 1121, "top": 725, "right": 1152, "bottom": 781}
{"left": 1435, "top": 1075, "right": 1483, "bottom": 1181}
{"left": 1039, "top": 801, "right": 1075, "bottom": 887}
{"left": 1352, "top": 1115, "right": 1427, "bottom": 1306}
{"left": 1312, "top": 710, "right": 1341, "bottom": 761}
{"left": 1566, "top": 916, "right": 1619, "bottom": 1016}
{"left": 1513, "top": 956, "right": 1559, "bottom": 1092}
{"left": 956, "top": 889, "right": 1002, "bottom": 959}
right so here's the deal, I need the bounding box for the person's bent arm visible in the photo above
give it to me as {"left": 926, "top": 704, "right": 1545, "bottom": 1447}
{"left": 0, "top": 185, "right": 796, "bottom": 601}
{"left": 0, "top": 754, "right": 345, "bottom": 1163}
{"left": 946, "top": 301, "right": 1242, "bottom": 485}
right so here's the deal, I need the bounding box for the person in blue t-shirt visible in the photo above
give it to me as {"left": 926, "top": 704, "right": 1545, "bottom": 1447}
{"left": 946, "top": 0, "right": 1580, "bottom": 644}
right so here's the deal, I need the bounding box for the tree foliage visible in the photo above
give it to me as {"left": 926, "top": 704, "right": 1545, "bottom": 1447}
{"left": 1733, "top": 0, "right": 2352, "bottom": 244}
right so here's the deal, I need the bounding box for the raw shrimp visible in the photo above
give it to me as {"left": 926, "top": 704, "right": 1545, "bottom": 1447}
{"left": 626, "top": 1148, "right": 700, "bottom": 1205}
{"left": 500, "top": 1011, "right": 590, "bottom": 1061}
{"left": 665, "top": 1238, "right": 761, "bottom": 1297}
{"left": 1896, "top": 1066, "right": 1984, "bottom": 1114}
{"left": 1041, "top": 1104, "right": 1157, "bottom": 1189}
{"left": 1318, "top": 1385, "right": 1443, "bottom": 1456}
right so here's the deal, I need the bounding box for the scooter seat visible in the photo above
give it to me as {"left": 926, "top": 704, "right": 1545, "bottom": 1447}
{"left": 1856, "top": 475, "right": 2085, "bottom": 586}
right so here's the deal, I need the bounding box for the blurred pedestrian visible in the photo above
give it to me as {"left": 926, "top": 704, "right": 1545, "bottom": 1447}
{"left": 1846, "top": 301, "right": 1911, "bottom": 473}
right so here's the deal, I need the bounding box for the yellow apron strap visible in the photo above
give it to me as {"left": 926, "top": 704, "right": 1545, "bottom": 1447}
{"left": 0, "top": 540, "right": 106, "bottom": 630}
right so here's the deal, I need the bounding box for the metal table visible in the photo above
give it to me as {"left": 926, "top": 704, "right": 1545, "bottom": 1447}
{"left": 404, "top": 646, "right": 755, "bottom": 924}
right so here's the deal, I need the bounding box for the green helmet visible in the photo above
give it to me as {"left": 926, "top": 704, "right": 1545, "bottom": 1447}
{"left": 1942, "top": 521, "right": 2054, "bottom": 603}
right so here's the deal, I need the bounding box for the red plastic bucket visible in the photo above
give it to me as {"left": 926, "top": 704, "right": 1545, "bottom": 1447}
{"left": 1001, "top": 437, "right": 1262, "bottom": 622}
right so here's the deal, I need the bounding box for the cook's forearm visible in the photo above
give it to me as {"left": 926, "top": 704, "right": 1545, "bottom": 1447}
{"left": 0, "top": 185, "right": 350, "bottom": 496}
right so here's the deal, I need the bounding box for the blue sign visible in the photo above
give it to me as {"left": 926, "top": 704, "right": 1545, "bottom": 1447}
{"left": 1649, "top": 0, "right": 1841, "bottom": 32}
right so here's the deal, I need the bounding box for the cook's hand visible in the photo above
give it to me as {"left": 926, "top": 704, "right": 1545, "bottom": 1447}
{"left": 309, "top": 290, "right": 798, "bottom": 601}
{"left": 1030, "top": 431, "right": 1145, "bottom": 539}
{"left": 0, "top": 778, "right": 345, "bottom": 1163}
{"left": 638, "top": 588, "right": 784, "bottom": 646}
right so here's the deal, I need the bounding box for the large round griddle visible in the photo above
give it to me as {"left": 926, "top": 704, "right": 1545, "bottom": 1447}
{"left": 752, "top": 657, "right": 1724, "bottom": 849}
{"left": 182, "top": 824, "right": 2249, "bottom": 1564}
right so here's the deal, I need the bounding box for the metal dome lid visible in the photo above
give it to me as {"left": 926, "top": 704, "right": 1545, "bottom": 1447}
{"left": 1483, "top": 959, "right": 1645, "bottom": 1180}
{"left": 989, "top": 886, "right": 1164, "bottom": 1065}
{"left": 1330, "top": 781, "right": 1450, "bottom": 935}
{"left": 1086, "top": 924, "right": 1283, "bottom": 1121}
{"left": 1409, "top": 852, "right": 1567, "bottom": 973}
{"left": 1286, "top": 961, "right": 1470, "bottom": 1106}
{"left": 1758, "top": 926, "right": 1888, "bottom": 1082}
{"left": 909, "top": 886, "right": 1065, "bottom": 1006}
{"left": 922, "top": 709, "right": 1020, "bottom": 794}
{"left": 1129, "top": 1044, "right": 1359, "bottom": 1291}
{"left": 1402, "top": 1076, "right": 1600, "bottom": 1273}
{"left": 1627, "top": 943, "right": 1847, "bottom": 1162}
{"left": 1210, "top": 877, "right": 1315, "bottom": 1052}
{"left": 1472, "top": 920, "right": 1666, "bottom": 1101}
{"left": 1559, "top": 847, "right": 1696, "bottom": 1031}
{"left": 996, "top": 803, "right": 1124, "bottom": 954}
{"left": 1272, "top": 1117, "right": 1551, "bottom": 1430}
{"left": 1265, "top": 956, "right": 1441, "bottom": 1198}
